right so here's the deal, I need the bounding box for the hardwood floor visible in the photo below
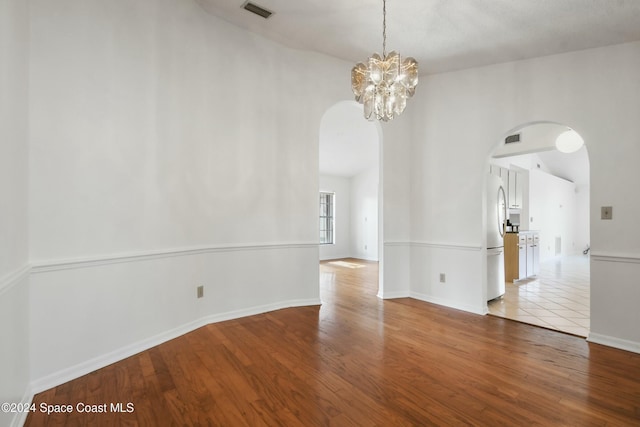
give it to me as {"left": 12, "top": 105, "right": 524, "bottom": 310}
{"left": 26, "top": 258, "right": 640, "bottom": 426}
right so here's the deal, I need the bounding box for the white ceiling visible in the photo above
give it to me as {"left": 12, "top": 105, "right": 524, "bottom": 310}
{"left": 197, "top": 1, "right": 619, "bottom": 180}
{"left": 536, "top": 146, "right": 590, "bottom": 188}
{"left": 493, "top": 123, "right": 590, "bottom": 188}
{"left": 195, "top": 0, "right": 640, "bottom": 74}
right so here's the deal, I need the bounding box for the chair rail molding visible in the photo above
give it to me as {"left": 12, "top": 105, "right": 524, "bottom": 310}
{"left": 590, "top": 251, "right": 640, "bottom": 264}
{"left": 30, "top": 242, "right": 319, "bottom": 273}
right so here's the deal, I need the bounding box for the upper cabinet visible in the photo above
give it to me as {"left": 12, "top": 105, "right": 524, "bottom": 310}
{"left": 507, "top": 170, "right": 523, "bottom": 209}
{"left": 489, "top": 165, "right": 524, "bottom": 209}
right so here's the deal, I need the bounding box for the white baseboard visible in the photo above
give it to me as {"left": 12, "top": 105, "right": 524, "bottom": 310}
{"left": 377, "top": 290, "right": 410, "bottom": 299}
{"left": 587, "top": 332, "right": 640, "bottom": 354}
{"left": 29, "top": 298, "right": 321, "bottom": 394}
{"left": 10, "top": 388, "right": 34, "bottom": 427}
{"left": 377, "top": 290, "right": 486, "bottom": 315}
{"left": 410, "top": 291, "right": 486, "bottom": 315}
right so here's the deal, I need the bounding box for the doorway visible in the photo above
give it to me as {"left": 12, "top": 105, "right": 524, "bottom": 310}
{"left": 486, "top": 122, "right": 591, "bottom": 337}
{"left": 318, "top": 101, "right": 382, "bottom": 294}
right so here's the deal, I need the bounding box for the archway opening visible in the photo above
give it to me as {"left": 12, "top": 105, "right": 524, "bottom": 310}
{"left": 318, "top": 101, "right": 383, "bottom": 296}
{"left": 485, "top": 121, "right": 590, "bottom": 337}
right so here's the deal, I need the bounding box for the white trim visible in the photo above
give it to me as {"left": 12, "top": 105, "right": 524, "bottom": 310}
{"left": 377, "top": 290, "right": 410, "bottom": 299}
{"left": 383, "top": 241, "right": 411, "bottom": 247}
{"left": 31, "top": 242, "right": 318, "bottom": 273}
{"left": 384, "top": 241, "right": 483, "bottom": 252}
{"left": 0, "top": 264, "right": 30, "bottom": 297}
{"left": 590, "top": 252, "right": 640, "bottom": 264}
{"left": 410, "top": 241, "right": 483, "bottom": 252}
{"left": 11, "top": 388, "right": 34, "bottom": 427}
{"left": 410, "top": 291, "right": 486, "bottom": 315}
{"left": 29, "top": 297, "right": 321, "bottom": 394}
{"left": 587, "top": 332, "right": 640, "bottom": 355}
{"left": 0, "top": 266, "right": 31, "bottom": 427}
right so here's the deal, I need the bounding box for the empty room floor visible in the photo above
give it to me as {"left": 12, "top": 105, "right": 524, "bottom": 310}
{"left": 488, "top": 255, "right": 590, "bottom": 337}
{"left": 28, "top": 257, "right": 640, "bottom": 426}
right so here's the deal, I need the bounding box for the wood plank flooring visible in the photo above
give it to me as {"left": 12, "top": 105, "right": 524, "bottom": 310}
{"left": 26, "top": 258, "right": 640, "bottom": 426}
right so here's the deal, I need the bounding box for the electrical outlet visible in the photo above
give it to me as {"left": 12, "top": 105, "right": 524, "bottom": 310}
{"left": 197, "top": 285, "right": 204, "bottom": 298}
{"left": 601, "top": 206, "right": 613, "bottom": 220}
{"left": 439, "top": 273, "right": 446, "bottom": 283}
{"left": 364, "top": 245, "right": 368, "bottom": 250}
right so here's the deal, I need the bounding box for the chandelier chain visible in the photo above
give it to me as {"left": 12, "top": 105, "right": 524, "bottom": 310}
{"left": 382, "top": 0, "right": 387, "bottom": 57}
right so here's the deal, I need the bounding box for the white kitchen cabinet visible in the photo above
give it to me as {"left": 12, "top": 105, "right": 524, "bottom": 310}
{"left": 529, "top": 233, "right": 540, "bottom": 276}
{"left": 501, "top": 167, "right": 509, "bottom": 180}
{"left": 505, "top": 231, "right": 539, "bottom": 281}
{"left": 518, "top": 234, "right": 527, "bottom": 280}
{"left": 507, "top": 170, "right": 523, "bottom": 209}
{"left": 526, "top": 234, "right": 534, "bottom": 276}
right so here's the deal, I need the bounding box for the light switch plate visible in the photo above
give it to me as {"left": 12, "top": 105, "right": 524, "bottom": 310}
{"left": 601, "top": 206, "right": 613, "bottom": 220}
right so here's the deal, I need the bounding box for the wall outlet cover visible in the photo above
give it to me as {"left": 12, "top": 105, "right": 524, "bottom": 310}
{"left": 601, "top": 206, "right": 613, "bottom": 220}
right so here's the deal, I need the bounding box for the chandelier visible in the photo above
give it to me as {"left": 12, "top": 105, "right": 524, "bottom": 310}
{"left": 351, "top": 0, "right": 418, "bottom": 121}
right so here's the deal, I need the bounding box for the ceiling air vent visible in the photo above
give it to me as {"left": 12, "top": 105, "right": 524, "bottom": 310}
{"left": 505, "top": 133, "right": 521, "bottom": 144}
{"left": 242, "top": 1, "right": 273, "bottom": 19}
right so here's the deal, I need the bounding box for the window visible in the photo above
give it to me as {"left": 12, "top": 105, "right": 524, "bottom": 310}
{"left": 319, "top": 192, "right": 335, "bottom": 244}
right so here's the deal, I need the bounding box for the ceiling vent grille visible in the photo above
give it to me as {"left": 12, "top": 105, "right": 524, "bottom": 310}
{"left": 505, "top": 133, "right": 521, "bottom": 144}
{"left": 242, "top": 1, "right": 273, "bottom": 19}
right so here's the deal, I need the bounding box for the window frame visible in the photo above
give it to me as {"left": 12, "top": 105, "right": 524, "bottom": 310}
{"left": 319, "top": 192, "right": 335, "bottom": 245}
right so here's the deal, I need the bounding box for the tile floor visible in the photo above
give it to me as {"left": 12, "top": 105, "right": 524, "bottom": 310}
{"left": 488, "top": 255, "right": 590, "bottom": 337}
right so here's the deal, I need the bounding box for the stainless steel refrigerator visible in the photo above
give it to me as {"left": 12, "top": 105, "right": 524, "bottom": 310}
{"left": 487, "top": 174, "right": 506, "bottom": 301}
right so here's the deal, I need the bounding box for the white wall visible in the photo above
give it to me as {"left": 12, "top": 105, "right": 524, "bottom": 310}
{"left": 319, "top": 168, "right": 379, "bottom": 262}
{"left": 319, "top": 175, "right": 351, "bottom": 260}
{"left": 28, "top": 0, "right": 347, "bottom": 259}
{"left": 0, "top": 0, "right": 31, "bottom": 425}
{"left": 29, "top": 245, "right": 319, "bottom": 387}
{"left": 27, "top": 0, "right": 352, "bottom": 386}
{"left": 575, "top": 184, "right": 590, "bottom": 254}
{"left": 350, "top": 166, "right": 379, "bottom": 261}
{"left": 529, "top": 169, "right": 577, "bottom": 260}
{"left": 407, "top": 40, "right": 640, "bottom": 350}
{"left": 380, "top": 114, "right": 413, "bottom": 298}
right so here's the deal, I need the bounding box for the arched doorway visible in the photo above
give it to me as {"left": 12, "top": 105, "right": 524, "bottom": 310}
{"left": 485, "top": 121, "right": 591, "bottom": 337}
{"left": 318, "top": 101, "right": 384, "bottom": 295}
